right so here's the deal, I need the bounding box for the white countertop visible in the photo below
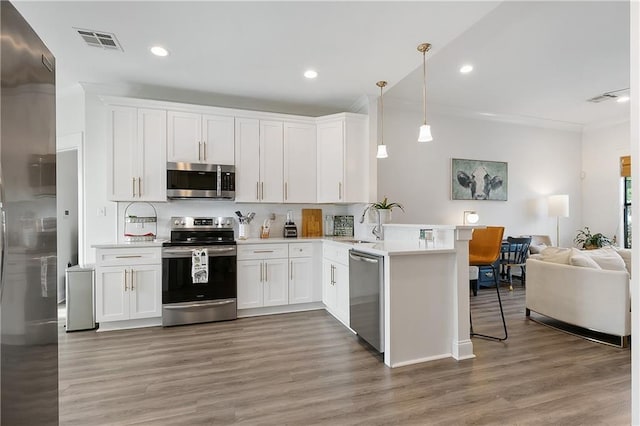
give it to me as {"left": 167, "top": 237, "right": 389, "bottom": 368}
{"left": 237, "top": 236, "right": 454, "bottom": 256}
{"left": 92, "top": 237, "right": 454, "bottom": 256}
{"left": 92, "top": 240, "right": 166, "bottom": 249}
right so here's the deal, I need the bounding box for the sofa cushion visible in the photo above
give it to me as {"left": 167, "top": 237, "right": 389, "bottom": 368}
{"left": 582, "top": 247, "right": 627, "bottom": 272}
{"left": 614, "top": 247, "right": 632, "bottom": 276}
{"left": 538, "top": 247, "right": 572, "bottom": 264}
{"left": 569, "top": 248, "right": 602, "bottom": 269}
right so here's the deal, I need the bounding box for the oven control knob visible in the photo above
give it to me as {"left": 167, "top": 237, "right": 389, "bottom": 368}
{"left": 174, "top": 219, "right": 180, "bottom": 226}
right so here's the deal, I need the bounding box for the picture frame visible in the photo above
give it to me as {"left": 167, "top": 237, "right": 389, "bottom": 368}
{"left": 451, "top": 158, "right": 508, "bottom": 201}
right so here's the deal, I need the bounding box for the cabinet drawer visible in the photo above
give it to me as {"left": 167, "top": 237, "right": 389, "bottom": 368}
{"left": 96, "top": 247, "right": 161, "bottom": 266}
{"left": 289, "top": 243, "right": 313, "bottom": 258}
{"left": 237, "top": 244, "right": 288, "bottom": 260}
{"left": 322, "top": 243, "right": 349, "bottom": 265}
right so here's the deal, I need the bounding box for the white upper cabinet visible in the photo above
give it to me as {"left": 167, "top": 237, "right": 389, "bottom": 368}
{"left": 167, "top": 111, "right": 234, "bottom": 165}
{"left": 107, "top": 106, "right": 166, "bottom": 202}
{"left": 284, "top": 122, "right": 316, "bottom": 203}
{"left": 260, "top": 120, "right": 284, "bottom": 203}
{"left": 235, "top": 118, "right": 284, "bottom": 203}
{"left": 235, "top": 118, "right": 261, "bottom": 202}
{"left": 316, "top": 114, "right": 368, "bottom": 203}
{"left": 202, "top": 115, "right": 235, "bottom": 165}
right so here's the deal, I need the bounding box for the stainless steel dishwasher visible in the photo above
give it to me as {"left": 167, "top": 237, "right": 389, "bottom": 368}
{"left": 349, "top": 250, "right": 384, "bottom": 353}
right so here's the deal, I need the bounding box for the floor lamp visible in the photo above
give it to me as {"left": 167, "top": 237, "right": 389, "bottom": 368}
{"left": 548, "top": 194, "right": 569, "bottom": 246}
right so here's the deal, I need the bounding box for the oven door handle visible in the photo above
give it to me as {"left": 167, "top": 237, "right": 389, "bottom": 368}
{"left": 163, "top": 299, "right": 235, "bottom": 310}
{"left": 162, "top": 247, "right": 237, "bottom": 258}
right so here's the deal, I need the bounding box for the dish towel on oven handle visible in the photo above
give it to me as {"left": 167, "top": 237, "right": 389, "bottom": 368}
{"left": 191, "top": 249, "right": 208, "bottom": 283}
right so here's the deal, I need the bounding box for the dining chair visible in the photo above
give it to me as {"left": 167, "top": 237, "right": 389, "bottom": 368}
{"left": 500, "top": 236, "right": 531, "bottom": 291}
{"left": 469, "top": 226, "right": 507, "bottom": 341}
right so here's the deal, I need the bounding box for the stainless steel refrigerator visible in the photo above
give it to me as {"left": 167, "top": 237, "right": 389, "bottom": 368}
{"left": 1, "top": 2, "right": 58, "bottom": 424}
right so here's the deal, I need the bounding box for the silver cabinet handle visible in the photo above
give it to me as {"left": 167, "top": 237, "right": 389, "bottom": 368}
{"left": 203, "top": 142, "right": 207, "bottom": 161}
{"left": 290, "top": 260, "right": 293, "bottom": 280}
{"left": 116, "top": 255, "right": 142, "bottom": 259}
{"left": 138, "top": 177, "right": 142, "bottom": 197}
{"left": 284, "top": 182, "right": 288, "bottom": 201}
{"left": 264, "top": 262, "right": 268, "bottom": 282}
{"left": 123, "top": 269, "right": 128, "bottom": 291}
{"left": 261, "top": 182, "right": 264, "bottom": 200}
{"left": 260, "top": 261, "right": 263, "bottom": 282}
{"left": 256, "top": 182, "right": 260, "bottom": 201}
{"left": 253, "top": 250, "right": 274, "bottom": 254}
{"left": 338, "top": 182, "right": 342, "bottom": 200}
{"left": 132, "top": 177, "right": 136, "bottom": 197}
{"left": 198, "top": 141, "right": 202, "bottom": 161}
{"left": 130, "top": 268, "right": 135, "bottom": 290}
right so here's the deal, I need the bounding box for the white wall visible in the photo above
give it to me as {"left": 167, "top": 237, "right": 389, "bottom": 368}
{"left": 581, "top": 120, "right": 630, "bottom": 245}
{"left": 377, "top": 99, "right": 583, "bottom": 247}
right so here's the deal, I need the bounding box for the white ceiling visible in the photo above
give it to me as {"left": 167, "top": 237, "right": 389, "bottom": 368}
{"left": 14, "top": 1, "right": 630, "bottom": 125}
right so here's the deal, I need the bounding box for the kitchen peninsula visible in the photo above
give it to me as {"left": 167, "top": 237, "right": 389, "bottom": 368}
{"left": 238, "top": 224, "right": 477, "bottom": 368}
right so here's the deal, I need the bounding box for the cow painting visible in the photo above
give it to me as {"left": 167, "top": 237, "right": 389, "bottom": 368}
{"left": 451, "top": 159, "right": 507, "bottom": 201}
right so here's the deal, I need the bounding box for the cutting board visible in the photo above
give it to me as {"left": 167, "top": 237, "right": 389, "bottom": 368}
{"left": 301, "top": 209, "right": 323, "bottom": 237}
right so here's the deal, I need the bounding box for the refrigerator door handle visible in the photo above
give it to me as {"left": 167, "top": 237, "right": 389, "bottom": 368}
{"left": 0, "top": 205, "right": 6, "bottom": 302}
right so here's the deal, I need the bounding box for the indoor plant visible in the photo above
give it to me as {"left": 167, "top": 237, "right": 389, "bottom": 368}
{"left": 574, "top": 226, "right": 612, "bottom": 249}
{"left": 369, "top": 196, "right": 404, "bottom": 224}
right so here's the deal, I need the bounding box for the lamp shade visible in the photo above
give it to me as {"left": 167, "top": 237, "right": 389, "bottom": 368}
{"left": 376, "top": 144, "right": 388, "bottom": 159}
{"left": 548, "top": 194, "right": 569, "bottom": 217}
{"left": 463, "top": 211, "right": 479, "bottom": 225}
{"left": 418, "top": 124, "right": 433, "bottom": 142}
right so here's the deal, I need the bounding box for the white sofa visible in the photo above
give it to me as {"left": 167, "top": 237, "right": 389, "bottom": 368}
{"left": 525, "top": 247, "right": 631, "bottom": 347}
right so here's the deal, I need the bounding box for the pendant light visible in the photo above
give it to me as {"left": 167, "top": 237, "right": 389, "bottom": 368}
{"left": 417, "top": 42, "right": 433, "bottom": 142}
{"left": 376, "top": 80, "right": 389, "bottom": 159}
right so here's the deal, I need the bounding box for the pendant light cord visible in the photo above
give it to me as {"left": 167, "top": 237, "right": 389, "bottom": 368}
{"left": 380, "top": 84, "right": 384, "bottom": 146}
{"left": 422, "top": 49, "right": 427, "bottom": 126}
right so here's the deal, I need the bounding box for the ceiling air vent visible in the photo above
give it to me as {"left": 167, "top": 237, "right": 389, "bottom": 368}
{"left": 74, "top": 28, "right": 123, "bottom": 51}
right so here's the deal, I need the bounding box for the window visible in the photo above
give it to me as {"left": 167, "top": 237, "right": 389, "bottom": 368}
{"left": 624, "top": 176, "right": 632, "bottom": 248}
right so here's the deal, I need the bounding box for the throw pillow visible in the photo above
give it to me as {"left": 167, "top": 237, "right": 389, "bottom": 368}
{"left": 569, "top": 248, "right": 602, "bottom": 269}
{"left": 538, "top": 247, "right": 572, "bottom": 264}
{"left": 582, "top": 247, "right": 627, "bottom": 271}
{"left": 529, "top": 243, "right": 547, "bottom": 254}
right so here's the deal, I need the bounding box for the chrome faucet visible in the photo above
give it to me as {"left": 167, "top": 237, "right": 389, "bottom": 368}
{"left": 360, "top": 204, "right": 383, "bottom": 240}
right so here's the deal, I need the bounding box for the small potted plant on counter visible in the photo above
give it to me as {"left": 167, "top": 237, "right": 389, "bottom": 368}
{"left": 370, "top": 196, "right": 404, "bottom": 224}
{"left": 574, "top": 226, "right": 613, "bottom": 250}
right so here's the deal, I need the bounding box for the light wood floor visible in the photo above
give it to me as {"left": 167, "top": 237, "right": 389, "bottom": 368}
{"left": 58, "top": 286, "right": 631, "bottom": 425}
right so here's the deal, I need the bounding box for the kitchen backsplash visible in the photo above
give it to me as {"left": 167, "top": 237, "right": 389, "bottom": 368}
{"left": 116, "top": 201, "right": 370, "bottom": 241}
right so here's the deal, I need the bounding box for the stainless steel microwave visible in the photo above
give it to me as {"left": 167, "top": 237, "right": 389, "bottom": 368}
{"left": 167, "top": 162, "right": 235, "bottom": 200}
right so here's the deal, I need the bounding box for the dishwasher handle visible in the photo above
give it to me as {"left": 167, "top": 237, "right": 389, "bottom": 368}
{"left": 349, "top": 251, "right": 380, "bottom": 264}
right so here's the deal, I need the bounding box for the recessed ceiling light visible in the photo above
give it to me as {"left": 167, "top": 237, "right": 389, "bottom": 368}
{"left": 616, "top": 95, "right": 630, "bottom": 103}
{"left": 460, "top": 64, "right": 473, "bottom": 74}
{"left": 150, "top": 46, "right": 169, "bottom": 57}
{"left": 304, "top": 69, "right": 318, "bottom": 79}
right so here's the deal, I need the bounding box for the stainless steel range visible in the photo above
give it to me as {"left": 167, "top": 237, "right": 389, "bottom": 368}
{"left": 162, "top": 216, "right": 237, "bottom": 326}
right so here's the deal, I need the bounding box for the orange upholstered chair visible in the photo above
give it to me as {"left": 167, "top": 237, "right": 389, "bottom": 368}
{"left": 469, "top": 226, "right": 508, "bottom": 341}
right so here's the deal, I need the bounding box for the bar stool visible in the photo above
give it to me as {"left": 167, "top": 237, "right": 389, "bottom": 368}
{"left": 469, "top": 226, "right": 507, "bottom": 341}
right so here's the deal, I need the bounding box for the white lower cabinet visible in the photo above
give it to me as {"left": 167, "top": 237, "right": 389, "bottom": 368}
{"left": 95, "top": 247, "right": 162, "bottom": 325}
{"left": 237, "top": 258, "right": 288, "bottom": 309}
{"left": 289, "top": 243, "right": 315, "bottom": 304}
{"left": 237, "top": 244, "right": 289, "bottom": 309}
{"left": 322, "top": 243, "right": 350, "bottom": 326}
{"left": 237, "top": 242, "right": 319, "bottom": 309}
